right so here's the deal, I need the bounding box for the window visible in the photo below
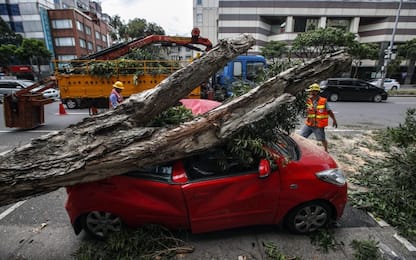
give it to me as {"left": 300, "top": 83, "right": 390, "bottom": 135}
{"left": 79, "top": 39, "right": 86, "bottom": 48}
{"left": 76, "top": 21, "right": 84, "bottom": 32}
{"left": 51, "top": 19, "right": 72, "bottom": 29}
{"left": 55, "top": 37, "right": 75, "bottom": 46}
{"left": 22, "top": 21, "right": 42, "bottom": 32}
{"left": 87, "top": 41, "right": 93, "bottom": 50}
{"left": 85, "top": 25, "right": 91, "bottom": 35}
{"left": 294, "top": 17, "right": 319, "bottom": 32}
{"left": 10, "top": 21, "right": 24, "bottom": 32}
{"left": 101, "top": 34, "right": 107, "bottom": 42}
{"left": 58, "top": 55, "right": 77, "bottom": 61}
{"left": 19, "top": 3, "right": 37, "bottom": 15}
{"left": 247, "top": 62, "right": 265, "bottom": 81}
{"left": 96, "top": 45, "right": 102, "bottom": 51}
{"left": 233, "top": 61, "right": 242, "bottom": 77}
{"left": 184, "top": 148, "right": 260, "bottom": 180}
{"left": 196, "top": 13, "right": 203, "bottom": 23}
{"left": 95, "top": 31, "right": 101, "bottom": 40}
{"left": 8, "top": 4, "right": 20, "bottom": 15}
{"left": 124, "top": 165, "right": 173, "bottom": 182}
{"left": 197, "top": 0, "right": 202, "bottom": 5}
{"left": 327, "top": 18, "right": 350, "bottom": 32}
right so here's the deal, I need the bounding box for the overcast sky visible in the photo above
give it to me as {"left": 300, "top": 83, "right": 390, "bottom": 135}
{"left": 100, "top": 0, "right": 194, "bottom": 36}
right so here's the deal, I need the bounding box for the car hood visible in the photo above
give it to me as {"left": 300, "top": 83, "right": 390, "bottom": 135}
{"left": 291, "top": 134, "right": 338, "bottom": 169}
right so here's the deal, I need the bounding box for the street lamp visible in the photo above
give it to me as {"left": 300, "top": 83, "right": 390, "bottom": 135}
{"left": 380, "top": 0, "right": 403, "bottom": 89}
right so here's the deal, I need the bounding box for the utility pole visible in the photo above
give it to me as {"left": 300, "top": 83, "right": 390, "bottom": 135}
{"left": 380, "top": 0, "right": 402, "bottom": 89}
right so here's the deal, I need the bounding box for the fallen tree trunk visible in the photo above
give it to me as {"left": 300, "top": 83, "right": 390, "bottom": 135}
{"left": 0, "top": 33, "right": 351, "bottom": 206}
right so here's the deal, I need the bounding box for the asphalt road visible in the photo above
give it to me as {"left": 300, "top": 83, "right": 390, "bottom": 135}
{"left": 0, "top": 97, "right": 416, "bottom": 259}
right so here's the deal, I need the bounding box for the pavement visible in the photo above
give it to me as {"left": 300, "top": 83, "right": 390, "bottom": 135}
{"left": 2, "top": 205, "right": 415, "bottom": 260}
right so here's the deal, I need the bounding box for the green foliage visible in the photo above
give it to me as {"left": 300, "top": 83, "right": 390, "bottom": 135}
{"left": 398, "top": 38, "right": 416, "bottom": 60}
{"left": 292, "top": 28, "right": 355, "bottom": 60}
{"left": 74, "top": 225, "right": 192, "bottom": 260}
{"left": 349, "top": 42, "right": 379, "bottom": 78}
{"left": 0, "top": 17, "right": 22, "bottom": 45}
{"left": 263, "top": 241, "right": 301, "bottom": 260}
{"left": 109, "top": 15, "right": 165, "bottom": 42}
{"left": 309, "top": 229, "right": 344, "bottom": 253}
{"left": 349, "top": 109, "right": 416, "bottom": 243}
{"left": 350, "top": 238, "right": 381, "bottom": 260}
{"left": 0, "top": 44, "right": 17, "bottom": 66}
{"left": 147, "top": 105, "right": 194, "bottom": 127}
{"left": 261, "top": 41, "right": 289, "bottom": 64}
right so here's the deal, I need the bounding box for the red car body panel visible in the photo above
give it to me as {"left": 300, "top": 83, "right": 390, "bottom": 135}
{"left": 65, "top": 134, "right": 347, "bottom": 235}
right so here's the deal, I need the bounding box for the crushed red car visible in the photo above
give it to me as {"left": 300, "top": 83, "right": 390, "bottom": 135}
{"left": 65, "top": 130, "right": 347, "bottom": 239}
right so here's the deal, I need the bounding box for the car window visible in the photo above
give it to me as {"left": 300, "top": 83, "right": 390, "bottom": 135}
{"left": 327, "top": 80, "right": 337, "bottom": 85}
{"left": 269, "top": 133, "right": 299, "bottom": 161}
{"left": 184, "top": 148, "right": 260, "bottom": 180}
{"left": 339, "top": 80, "right": 353, "bottom": 86}
{"left": 124, "top": 164, "right": 173, "bottom": 182}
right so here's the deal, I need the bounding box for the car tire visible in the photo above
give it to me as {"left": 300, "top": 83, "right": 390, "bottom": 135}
{"left": 391, "top": 86, "right": 398, "bottom": 91}
{"left": 81, "top": 211, "right": 123, "bottom": 239}
{"left": 284, "top": 201, "right": 332, "bottom": 234}
{"left": 373, "top": 94, "right": 383, "bottom": 102}
{"left": 329, "top": 93, "right": 339, "bottom": 102}
{"left": 65, "top": 99, "right": 78, "bottom": 109}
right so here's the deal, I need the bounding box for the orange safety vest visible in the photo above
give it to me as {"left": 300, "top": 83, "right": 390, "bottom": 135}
{"left": 305, "top": 97, "right": 329, "bottom": 128}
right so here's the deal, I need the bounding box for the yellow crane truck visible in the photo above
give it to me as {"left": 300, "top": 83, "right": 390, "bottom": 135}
{"left": 55, "top": 28, "right": 212, "bottom": 109}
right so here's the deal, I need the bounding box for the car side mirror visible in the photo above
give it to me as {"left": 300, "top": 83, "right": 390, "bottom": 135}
{"left": 258, "top": 159, "right": 271, "bottom": 178}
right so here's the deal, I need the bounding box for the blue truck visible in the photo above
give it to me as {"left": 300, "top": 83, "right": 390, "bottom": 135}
{"left": 207, "top": 55, "right": 266, "bottom": 100}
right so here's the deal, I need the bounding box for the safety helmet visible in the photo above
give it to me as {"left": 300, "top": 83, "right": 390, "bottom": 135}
{"left": 307, "top": 83, "right": 320, "bottom": 92}
{"left": 113, "top": 81, "right": 124, "bottom": 89}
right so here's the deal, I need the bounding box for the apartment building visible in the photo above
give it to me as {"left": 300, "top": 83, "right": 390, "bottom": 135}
{"left": 0, "top": 0, "right": 111, "bottom": 61}
{"left": 194, "top": 0, "right": 416, "bottom": 54}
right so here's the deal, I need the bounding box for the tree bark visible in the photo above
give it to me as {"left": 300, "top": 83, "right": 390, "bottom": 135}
{"left": 0, "top": 33, "right": 351, "bottom": 207}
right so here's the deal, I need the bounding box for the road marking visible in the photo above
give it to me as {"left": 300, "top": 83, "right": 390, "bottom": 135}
{"left": 0, "top": 200, "right": 26, "bottom": 220}
{"left": 0, "top": 130, "right": 59, "bottom": 133}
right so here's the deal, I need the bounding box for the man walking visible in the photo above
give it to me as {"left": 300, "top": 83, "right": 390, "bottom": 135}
{"left": 300, "top": 83, "right": 338, "bottom": 152}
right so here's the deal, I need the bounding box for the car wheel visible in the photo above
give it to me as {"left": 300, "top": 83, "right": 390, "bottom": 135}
{"left": 65, "top": 99, "right": 78, "bottom": 109}
{"left": 391, "top": 86, "right": 397, "bottom": 91}
{"left": 284, "top": 201, "right": 332, "bottom": 234}
{"left": 81, "top": 211, "right": 123, "bottom": 239}
{"left": 329, "top": 93, "right": 339, "bottom": 102}
{"left": 373, "top": 94, "right": 383, "bottom": 102}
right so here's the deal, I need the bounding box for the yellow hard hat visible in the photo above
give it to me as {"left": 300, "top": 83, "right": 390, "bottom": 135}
{"left": 113, "top": 81, "right": 124, "bottom": 89}
{"left": 308, "top": 83, "right": 320, "bottom": 92}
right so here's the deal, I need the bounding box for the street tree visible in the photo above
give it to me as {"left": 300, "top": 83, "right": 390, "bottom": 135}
{"left": 398, "top": 38, "right": 416, "bottom": 84}
{"left": 0, "top": 17, "right": 22, "bottom": 46}
{"left": 14, "top": 38, "right": 51, "bottom": 80}
{"left": 292, "top": 27, "right": 355, "bottom": 61}
{"left": 109, "top": 15, "right": 128, "bottom": 41}
{"left": 349, "top": 42, "right": 379, "bottom": 78}
{"left": 0, "top": 35, "right": 351, "bottom": 207}
{"left": 260, "top": 41, "right": 288, "bottom": 64}
{"left": 0, "top": 44, "right": 17, "bottom": 69}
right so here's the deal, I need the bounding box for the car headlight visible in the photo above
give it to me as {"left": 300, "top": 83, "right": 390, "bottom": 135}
{"left": 316, "top": 169, "right": 346, "bottom": 186}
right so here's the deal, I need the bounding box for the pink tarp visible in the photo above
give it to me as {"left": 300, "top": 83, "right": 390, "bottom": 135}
{"left": 180, "top": 99, "right": 222, "bottom": 115}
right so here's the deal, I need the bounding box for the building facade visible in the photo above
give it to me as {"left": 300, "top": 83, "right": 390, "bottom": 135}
{"left": 194, "top": 0, "right": 416, "bottom": 54}
{"left": 0, "top": 0, "right": 111, "bottom": 62}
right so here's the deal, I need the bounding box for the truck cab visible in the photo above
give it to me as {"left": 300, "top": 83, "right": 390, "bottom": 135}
{"left": 214, "top": 55, "right": 266, "bottom": 99}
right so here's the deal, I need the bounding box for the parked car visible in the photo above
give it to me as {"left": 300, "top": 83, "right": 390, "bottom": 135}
{"left": 31, "top": 86, "right": 60, "bottom": 100}
{"left": 319, "top": 78, "right": 388, "bottom": 102}
{"left": 0, "top": 79, "right": 35, "bottom": 102}
{"left": 369, "top": 78, "right": 400, "bottom": 91}
{"left": 65, "top": 133, "right": 347, "bottom": 239}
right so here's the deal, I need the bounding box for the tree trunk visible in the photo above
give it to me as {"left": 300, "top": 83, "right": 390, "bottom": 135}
{"left": 0, "top": 34, "right": 351, "bottom": 207}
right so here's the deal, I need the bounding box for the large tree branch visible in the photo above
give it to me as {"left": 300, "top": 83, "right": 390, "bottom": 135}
{"left": 0, "top": 36, "right": 351, "bottom": 207}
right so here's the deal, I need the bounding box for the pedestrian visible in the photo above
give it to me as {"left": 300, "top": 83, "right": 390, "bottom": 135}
{"left": 300, "top": 83, "right": 338, "bottom": 152}
{"left": 109, "top": 81, "right": 124, "bottom": 109}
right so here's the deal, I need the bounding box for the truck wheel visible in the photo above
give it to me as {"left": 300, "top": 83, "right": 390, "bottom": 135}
{"left": 65, "top": 99, "right": 78, "bottom": 109}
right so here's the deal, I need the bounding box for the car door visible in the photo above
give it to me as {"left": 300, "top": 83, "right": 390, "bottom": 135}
{"left": 181, "top": 150, "right": 280, "bottom": 233}
{"left": 337, "top": 79, "right": 355, "bottom": 100}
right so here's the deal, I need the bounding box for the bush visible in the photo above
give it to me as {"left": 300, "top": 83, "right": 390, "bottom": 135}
{"left": 349, "top": 108, "right": 416, "bottom": 243}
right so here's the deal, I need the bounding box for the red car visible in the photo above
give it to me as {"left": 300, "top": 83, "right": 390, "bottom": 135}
{"left": 65, "top": 133, "right": 347, "bottom": 239}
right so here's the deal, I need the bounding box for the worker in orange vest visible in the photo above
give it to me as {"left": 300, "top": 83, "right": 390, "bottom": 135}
{"left": 300, "top": 83, "right": 338, "bottom": 152}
